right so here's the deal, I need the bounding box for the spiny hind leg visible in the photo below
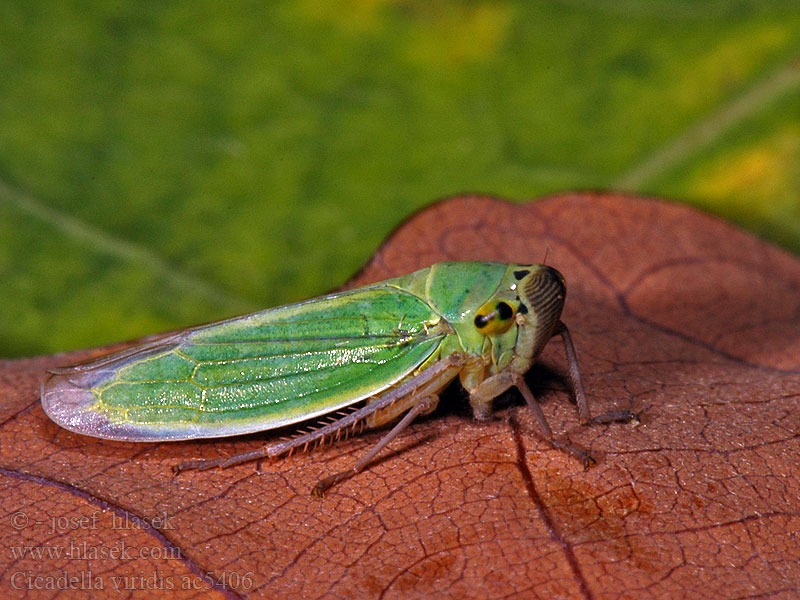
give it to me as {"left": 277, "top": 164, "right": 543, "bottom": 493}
{"left": 313, "top": 355, "right": 466, "bottom": 496}
{"left": 364, "top": 384, "right": 441, "bottom": 429}
{"left": 313, "top": 394, "right": 439, "bottom": 497}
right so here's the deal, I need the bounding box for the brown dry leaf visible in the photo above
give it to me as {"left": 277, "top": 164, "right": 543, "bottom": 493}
{"left": 2, "top": 193, "right": 800, "bottom": 599}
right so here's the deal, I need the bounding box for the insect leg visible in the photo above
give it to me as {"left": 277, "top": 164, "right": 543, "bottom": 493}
{"left": 513, "top": 377, "right": 595, "bottom": 467}
{"left": 468, "top": 367, "right": 595, "bottom": 467}
{"left": 554, "top": 321, "right": 637, "bottom": 426}
{"left": 552, "top": 321, "right": 591, "bottom": 424}
{"left": 364, "top": 386, "right": 438, "bottom": 428}
{"left": 312, "top": 355, "right": 466, "bottom": 496}
{"left": 312, "top": 394, "right": 438, "bottom": 497}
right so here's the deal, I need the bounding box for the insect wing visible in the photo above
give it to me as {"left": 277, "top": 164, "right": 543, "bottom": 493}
{"left": 42, "top": 285, "right": 445, "bottom": 441}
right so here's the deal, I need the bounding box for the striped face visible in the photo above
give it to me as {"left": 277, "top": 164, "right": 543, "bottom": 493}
{"left": 516, "top": 264, "right": 567, "bottom": 360}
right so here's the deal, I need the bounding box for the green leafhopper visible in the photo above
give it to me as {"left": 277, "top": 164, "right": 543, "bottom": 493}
{"left": 42, "top": 261, "right": 631, "bottom": 495}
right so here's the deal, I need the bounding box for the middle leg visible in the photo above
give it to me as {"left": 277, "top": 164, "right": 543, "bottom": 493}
{"left": 467, "top": 367, "right": 595, "bottom": 466}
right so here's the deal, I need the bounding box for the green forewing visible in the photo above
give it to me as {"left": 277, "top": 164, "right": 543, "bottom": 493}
{"left": 48, "top": 285, "right": 445, "bottom": 439}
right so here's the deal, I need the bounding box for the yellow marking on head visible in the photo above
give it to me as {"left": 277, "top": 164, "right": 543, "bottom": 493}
{"left": 473, "top": 300, "right": 517, "bottom": 335}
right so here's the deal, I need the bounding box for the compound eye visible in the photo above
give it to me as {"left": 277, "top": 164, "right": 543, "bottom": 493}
{"left": 473, "top": 300, "right": 516, "bottom": 335}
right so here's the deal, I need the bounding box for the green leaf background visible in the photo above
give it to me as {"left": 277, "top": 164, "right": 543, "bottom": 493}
{"left": 1, "top": 1, "right": 799, "bottom": 358}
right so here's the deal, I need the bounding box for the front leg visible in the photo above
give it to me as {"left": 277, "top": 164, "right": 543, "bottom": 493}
{"left": 554, "top": 321, "right": 637, "bottom": 426}
{"left": 467, "top": 367, "right": 593, "bottom": 466}
{"left": 465, "top": 321, "right": 596, "bottom": 425}
{"left": 552, "top": 321, "right": 591, "bottom": 424}
{"left": 467, "top": 321, "right": 635, "bottom": 465}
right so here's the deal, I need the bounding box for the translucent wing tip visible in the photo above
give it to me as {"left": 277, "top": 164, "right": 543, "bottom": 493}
{"left": 42, "top": 369, "right": 119, "bottom": 439}
{"left": 40, "top": 337, "right": 202, "bottom": 442}
{"left": 41, "top": 366, "right": 239, "bottom": 442}
{"left": 41, "top": 368, "right": 180, "bottom": 442}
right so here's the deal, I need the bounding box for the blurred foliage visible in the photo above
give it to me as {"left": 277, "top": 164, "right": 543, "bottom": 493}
{"left": 1, "top": 0, "right": 799, "bottom": 357}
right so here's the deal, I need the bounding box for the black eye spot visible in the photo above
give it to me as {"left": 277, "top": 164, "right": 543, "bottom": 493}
{"left": 518, "top": 302, "right": 528, "bottom": 315}
{"left": 496, "top": 301, "right": 513, "bottom": 320}
{"left": 474, "top": 314, "right": 489, "bottom": 329}
{"left": 513, "top": 269, "right": 530, "bottom": 280}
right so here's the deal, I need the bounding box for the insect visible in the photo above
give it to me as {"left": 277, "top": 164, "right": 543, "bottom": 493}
{"left": 42, "top": 261, "right": 630, "bottom": 495}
